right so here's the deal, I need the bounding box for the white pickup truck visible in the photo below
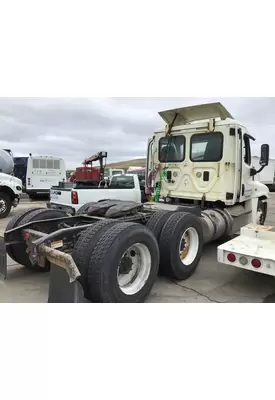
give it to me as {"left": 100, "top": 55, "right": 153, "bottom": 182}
{"left": 48, "top": 174, "right": 145, "bottom": 215}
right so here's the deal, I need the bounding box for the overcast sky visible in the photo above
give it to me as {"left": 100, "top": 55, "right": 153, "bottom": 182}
{"left": 0, "top": 97, "right": 274, "bottom": 169}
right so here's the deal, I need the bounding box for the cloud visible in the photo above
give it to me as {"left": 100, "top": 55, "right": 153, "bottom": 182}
{"left": 0, "top": 97, "right": 274, "bottom": 169}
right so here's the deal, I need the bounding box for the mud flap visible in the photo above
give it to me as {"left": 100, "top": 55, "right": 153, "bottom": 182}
{"left": 0, "top": 238, "right": 7, "bottom": 280}
{"left": 48, "top": 263, "right": 87, "bottom": 303}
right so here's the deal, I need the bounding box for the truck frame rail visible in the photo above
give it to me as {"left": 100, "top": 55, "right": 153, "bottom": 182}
{"left": 3, "top": 206, "right": 152, "bottom": 282}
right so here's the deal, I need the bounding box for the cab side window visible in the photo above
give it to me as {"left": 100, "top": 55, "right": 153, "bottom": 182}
{"left": 243, "top": 134, "right": 251, "bottom": 165}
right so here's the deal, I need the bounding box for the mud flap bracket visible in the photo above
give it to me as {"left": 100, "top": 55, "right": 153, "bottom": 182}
{"left": 48, "top": 263, "right": 85, "bottom": 303}
{"left": 40, "top": 245, "right": 87, "bottom": 303}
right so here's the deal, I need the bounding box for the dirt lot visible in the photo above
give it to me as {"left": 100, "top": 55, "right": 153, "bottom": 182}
{"left": 1, "top": 196, "right": 275, "bottom": 303}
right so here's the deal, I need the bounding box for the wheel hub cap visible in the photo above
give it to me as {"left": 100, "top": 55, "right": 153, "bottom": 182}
{"left": 180, "top": 232, "right": 190, "bottom": 260}
{"left": 119, "top": 255, "right": 133, "bottom": 275}
{"left": 0, "top": 199, "right": 7, "bottom": 213}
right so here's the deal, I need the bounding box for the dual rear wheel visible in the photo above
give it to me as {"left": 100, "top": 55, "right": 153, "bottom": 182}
{"left": 72, "top": 221, "right": 160, "bottom": 303}
{"left": 72, "top": 210, "right": 204, "bottom": 302}
{"left": 146, "top": 211, "right": 204, "bottom": 280}
{"left": 5, "top": 207, "right": 204, "bottom": 303}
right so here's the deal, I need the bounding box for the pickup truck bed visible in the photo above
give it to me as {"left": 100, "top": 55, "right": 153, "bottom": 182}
{"left": 49, "top": 174, "right": 143, "bottom": 214}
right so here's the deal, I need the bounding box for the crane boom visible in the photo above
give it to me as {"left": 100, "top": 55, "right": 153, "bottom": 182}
{"left": 69, "top": 151, "right": 108, "bottom": 183}
{"left": 82, "top": 151, "right": 108, "bottom": 166}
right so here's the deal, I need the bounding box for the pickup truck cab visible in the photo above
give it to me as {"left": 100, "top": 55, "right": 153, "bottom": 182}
{"left": 48, "top": 174, "right": 144, "bottom": 214}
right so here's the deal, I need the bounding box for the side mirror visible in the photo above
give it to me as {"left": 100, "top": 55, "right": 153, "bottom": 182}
{"left": 260, "top": 144, "right": 269, "bottom": 167}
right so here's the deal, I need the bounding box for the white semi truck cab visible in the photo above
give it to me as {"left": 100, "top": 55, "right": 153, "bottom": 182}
{"left": 146, "top": 102, "right": 270, "bottom": 243}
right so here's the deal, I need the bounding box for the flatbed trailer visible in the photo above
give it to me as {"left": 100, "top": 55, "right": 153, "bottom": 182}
{"left": 218, "top": 224, "right": 275, "bottom": 277}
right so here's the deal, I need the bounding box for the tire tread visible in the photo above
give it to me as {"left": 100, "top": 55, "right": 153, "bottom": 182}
{"left": 146, "top": 210, "right": 173, "bottom": 241}
{"left": 159, "top": 212, "right": 203, "bottom": 280}
{"left": 72, "top": 219, "right": 120, "bottom": 297}
{"left": 87, "top": 223, "right": 159, "bottom": 302}
{"left": 10, "top": 208, "right": 67, "bottom": 271}
{"left": 5, "top": 207, "right": 44, "bottom": 262}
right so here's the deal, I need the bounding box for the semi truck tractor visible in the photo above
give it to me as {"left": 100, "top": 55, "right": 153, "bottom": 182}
{"left": 3, "top": 102, "right": 270, "bottom": 301}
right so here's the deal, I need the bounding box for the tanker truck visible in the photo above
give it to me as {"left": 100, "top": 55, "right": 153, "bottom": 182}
{"left": 3, "top": 102, "right": 270, "bottom": 302}
{"left": 0, "top": 149, "right": 23, "bottom": 218}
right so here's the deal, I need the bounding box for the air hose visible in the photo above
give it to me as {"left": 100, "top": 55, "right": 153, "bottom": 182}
{"left": 154, "top": 168, "right": 167, "bottom": 202}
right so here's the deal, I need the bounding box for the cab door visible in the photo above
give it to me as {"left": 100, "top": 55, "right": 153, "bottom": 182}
{"left": 145, "top": 138, "right": 154, "bottom": 195}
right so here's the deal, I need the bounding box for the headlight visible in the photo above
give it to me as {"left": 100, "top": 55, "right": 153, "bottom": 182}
{"left": 16, "top": 186, "right": 22, "bottom": 191}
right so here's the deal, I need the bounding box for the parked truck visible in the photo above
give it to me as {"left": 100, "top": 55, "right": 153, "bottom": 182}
{"left": 3, "top": 102, "right": 270, "bottom": 302}
{"left": 104, "top": 168, "right": 125, "bottom": 180}
{"left": 69, "top": 151, "right": 125, "bottom": 184}
{"left": 69, "top": 151, "right": 107, "bottom": 183}
{"left": 0, "top": 149, "right": 22, "bottom": 218}
{"left": 49, "top": 174, "right": 144, "bottom": 214}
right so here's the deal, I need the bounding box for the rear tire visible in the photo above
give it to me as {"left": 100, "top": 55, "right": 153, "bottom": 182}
{"left": 257, "top": 199, "right": 267, "bottom": 225}
{"left": 159, "top": 212, "right": 204, "bottom": 280}
{"left": 87, "top": 223, "right": 159, "bottom": 303}
{"left": 146, "top": 210, "right": 174, "bottom": 241}
{"left": 7, "top": 208, "right": 67, "bottom": 272}
{"left": 0, "top": 192, "right": 12, "bottom": 219}
{"left": 5, "top": 207, "right": 44, "bottom": 262}
{"left": 72, "top": 219, "right": 120, "bottom": 299}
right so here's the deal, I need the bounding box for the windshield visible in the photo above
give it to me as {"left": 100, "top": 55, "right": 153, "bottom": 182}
{"left": 111, "top": 170, "right": 123, "bottom": 176}
{"left": 13, "top": 158, "right": 28, "bottom": 185}
{"left": 127, "top": 170, "right": 145, "bottom": 176}
{"left": 14, "top": 157, "right": 28, "bottom": 166}
{"left": 159, "top": 136, "right": 185, "bottom": 163}
{"left": 109, "top": 175, "right": 135, "bottom": 189}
